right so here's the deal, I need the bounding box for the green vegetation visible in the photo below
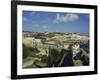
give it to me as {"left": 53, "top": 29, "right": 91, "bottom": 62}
{"left": 47, "top": 48, "right": 61, "bottom": 67}
{"left": 23, "top": 31, "right": 90, "bottom": 68}
{"left": 49, "top": 48, "right": 60, "bottom": 58}
{"left": 23, "top": 44, "right": 49, "bottom": 68}
{"left": 23, "top": 44, "right": 40, "bottom": 59}
{"left": 34, "top": 55, "right": 48, "bottom": 68}
{"left": 34, "top": 61, "right": 47, "bottom": 68}
{"left": 47, "top": 33, "right": 55, "bottom": 37}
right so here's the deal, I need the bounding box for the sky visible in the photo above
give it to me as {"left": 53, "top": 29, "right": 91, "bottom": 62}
{"left": 22, "top": 11, "right": 89, "bottom": 35}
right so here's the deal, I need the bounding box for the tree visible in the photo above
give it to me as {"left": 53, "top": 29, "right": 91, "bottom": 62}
{"left": 47, "top": 48, "right": 61, "bottom": 67}
{"left": 23, "top": 44, "right": 40, "bottom": 59}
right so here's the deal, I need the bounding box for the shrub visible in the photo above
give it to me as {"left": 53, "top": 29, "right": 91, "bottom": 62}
{"left": 23, "top": 44, "right": 40, "bottom": 59}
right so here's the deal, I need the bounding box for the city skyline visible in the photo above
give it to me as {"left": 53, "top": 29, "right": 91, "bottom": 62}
{"left": 23, "top": 11, "right": 89, "bottom": 35}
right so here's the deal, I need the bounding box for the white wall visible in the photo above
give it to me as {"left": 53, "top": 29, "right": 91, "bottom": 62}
{"left": 0, "top": 0, "right": 99, "bottom": 80}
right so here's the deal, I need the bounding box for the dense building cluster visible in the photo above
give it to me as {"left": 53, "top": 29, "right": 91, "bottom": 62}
{"left": 22, "top": 31, "right": 89, "bottom": 68}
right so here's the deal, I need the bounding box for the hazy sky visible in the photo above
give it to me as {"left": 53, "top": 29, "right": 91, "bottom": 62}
{"left": 23, "top": 11, "right": 89, "bottom": 35}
